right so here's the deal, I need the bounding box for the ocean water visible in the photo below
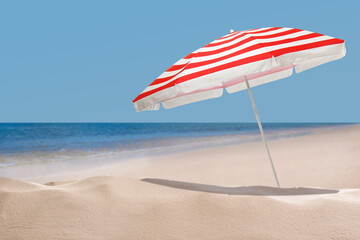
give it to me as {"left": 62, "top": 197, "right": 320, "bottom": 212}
{"left": 0, "top": 123, "right": 350, "bottom": 169}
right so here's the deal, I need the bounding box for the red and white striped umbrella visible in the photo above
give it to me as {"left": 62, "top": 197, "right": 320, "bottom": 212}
{"left": 133, "top": 27, "right": 346, "bottom": 187}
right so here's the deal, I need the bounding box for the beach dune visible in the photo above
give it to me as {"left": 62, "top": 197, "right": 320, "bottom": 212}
{"left": 1, "top": 176, "right": 360, "bottom": 240}
{"left": 1, "top": 125, "right": 360, "bottom": 239}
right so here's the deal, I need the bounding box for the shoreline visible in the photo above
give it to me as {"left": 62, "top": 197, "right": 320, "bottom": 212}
{"left": 1, "top": 123, "right": 357, "bottom": 187}
{"left": 1, "top": 123, "right": 357, "bottom": 184}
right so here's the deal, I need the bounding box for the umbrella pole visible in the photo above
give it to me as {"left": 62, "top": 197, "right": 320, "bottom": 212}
{"left": 244, "top": 76, "right": 281, "bottom": 187}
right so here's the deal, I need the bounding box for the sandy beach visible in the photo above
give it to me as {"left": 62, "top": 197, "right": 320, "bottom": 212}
{"left": 1, "top": 124, "right": 360, "bottom": 239}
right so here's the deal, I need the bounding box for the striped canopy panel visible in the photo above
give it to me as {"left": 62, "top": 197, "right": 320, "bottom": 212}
{"left": 133, "top": 27, "right": 346, "bottom": 112}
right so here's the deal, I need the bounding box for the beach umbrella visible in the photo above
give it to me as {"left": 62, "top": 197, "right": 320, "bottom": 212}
{"left": 132, "top": 27, "right": 346, "bottom": 187}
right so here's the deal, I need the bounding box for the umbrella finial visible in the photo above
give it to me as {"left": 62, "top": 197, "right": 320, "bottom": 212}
{"left": 230, "top": 29, "right": 234, "bottom": 33}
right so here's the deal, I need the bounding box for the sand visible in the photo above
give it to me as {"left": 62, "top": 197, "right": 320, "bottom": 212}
{"left": 1, "top": 124, "right": 360, "bottom": 239}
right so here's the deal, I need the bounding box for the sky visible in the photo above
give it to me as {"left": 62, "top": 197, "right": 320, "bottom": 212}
{"left": 0, "top": 0, "right": 359, "bottom": 123}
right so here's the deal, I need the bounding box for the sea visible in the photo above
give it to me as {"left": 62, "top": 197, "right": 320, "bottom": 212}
{"left": 0, "top": 123, "right": 351, "bottom": 172}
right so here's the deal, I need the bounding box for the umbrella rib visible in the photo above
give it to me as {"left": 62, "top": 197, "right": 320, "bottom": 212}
{"left": 244, "top": 76, "right": 281, "bottom": 188}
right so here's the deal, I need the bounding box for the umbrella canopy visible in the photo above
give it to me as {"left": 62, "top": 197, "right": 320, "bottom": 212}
{"left": 133, "top": 27, "right": 345, "bottom": 112}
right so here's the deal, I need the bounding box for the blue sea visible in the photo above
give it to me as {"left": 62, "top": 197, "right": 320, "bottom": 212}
{"left": 0, "top": 123, "right": 351, "bottom": 171}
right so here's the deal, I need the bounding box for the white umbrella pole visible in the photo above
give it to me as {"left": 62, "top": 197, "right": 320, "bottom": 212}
{"left": 244, "top": 76, "right": 280, "bottom": 187}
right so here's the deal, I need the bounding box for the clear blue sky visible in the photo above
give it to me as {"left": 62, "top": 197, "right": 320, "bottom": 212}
{"left": 1, "top": 0, "right": 359, "bottom": 122}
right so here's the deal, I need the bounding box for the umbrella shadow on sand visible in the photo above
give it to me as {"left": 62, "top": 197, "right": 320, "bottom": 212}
{"left": 141, "top": 178, "right": 339, "bottom": 196}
